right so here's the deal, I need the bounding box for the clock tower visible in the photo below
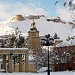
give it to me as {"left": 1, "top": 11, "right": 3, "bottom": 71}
{"left": 27, "top": 19, "right": 40, "bottom": 53}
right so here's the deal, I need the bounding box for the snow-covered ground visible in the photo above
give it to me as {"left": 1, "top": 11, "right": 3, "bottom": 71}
{"left": 0, "top": 71, "right": 74, "bottom": 75}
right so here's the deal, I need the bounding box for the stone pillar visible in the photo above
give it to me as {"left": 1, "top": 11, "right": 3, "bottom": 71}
{"left": 25, "top": 54, "right": 29, "bottom": 72}
{"left": 3, "top": 55, "right": 6, "bottom": 72}
{"left": 8, "top": 54, "right": 12, "bottom": 73}
{"left": 19, "top": 54, "right": 22, "bottom": 72}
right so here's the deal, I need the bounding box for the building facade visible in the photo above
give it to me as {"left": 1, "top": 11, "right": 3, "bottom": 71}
{"left": 53, "top": 42, "right": 75, "bottom": 71}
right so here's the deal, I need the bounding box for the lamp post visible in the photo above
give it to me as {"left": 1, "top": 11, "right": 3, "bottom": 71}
{"left": 47, "top": 46, "right": 50, "bottom": 75}
{"left": 42, "top": 34, "right": 54, "bottom": 75}
{"left": 66, "top": 53, "right": 70, "bottom": 70}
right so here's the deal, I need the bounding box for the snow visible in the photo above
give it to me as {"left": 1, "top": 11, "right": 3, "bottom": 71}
{"left": 37, "top": 67, "right": 48, "bottom": 72}
{"left": 0, "top": 16, "right": 74, "bottom": 41}
{"left": 0, "top": 71, "right": 74, "bottom": 75}
{"left": 0, "top": 48, "right": 28, "bottom": 50}
{"left": 56, "top": 39, "right": 75, "bottom": 47}
{"left": 29, "top": 55, "right": 34, "bottom": 61}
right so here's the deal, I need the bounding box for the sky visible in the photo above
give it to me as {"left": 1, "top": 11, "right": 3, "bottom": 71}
{"left": 0, "top": 0, "right": 74, "bottom": 21}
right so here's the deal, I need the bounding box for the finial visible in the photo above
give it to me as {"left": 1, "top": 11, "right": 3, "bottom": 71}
{"left": 31, "top": 19, "right": 35, "bottom": 27}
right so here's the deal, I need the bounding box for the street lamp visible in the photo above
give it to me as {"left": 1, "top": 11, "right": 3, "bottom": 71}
{"left": 41, "top": 34, "right": 54, "bottom": 75}
{"left": 66, "top": 53, "right": 70, "bottom": 70}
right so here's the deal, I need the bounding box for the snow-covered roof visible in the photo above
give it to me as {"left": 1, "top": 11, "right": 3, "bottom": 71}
{"left": 0, "top": 48, "right": 28, "bottom": 50}
{"left": 56, "top": 39, "right": 75, "bottom": 47}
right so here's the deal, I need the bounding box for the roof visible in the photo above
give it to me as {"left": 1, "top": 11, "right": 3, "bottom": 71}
{"left": 0, "top": 48, "right": 28, "bottom": 50}
{"left": 56, "top": 39, "right": 75, "bottom": 47}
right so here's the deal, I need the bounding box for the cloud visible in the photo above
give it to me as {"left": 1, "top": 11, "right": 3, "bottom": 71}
{"left": 0, "top": 1, "right": 49, "bottom": 21}
{"left": 56, "top": 7, "right": 73, "bottom": 21}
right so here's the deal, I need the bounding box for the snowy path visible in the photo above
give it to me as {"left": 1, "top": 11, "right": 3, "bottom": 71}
{"left": 0, "top": 71, "right": 74, "bottom": 75}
